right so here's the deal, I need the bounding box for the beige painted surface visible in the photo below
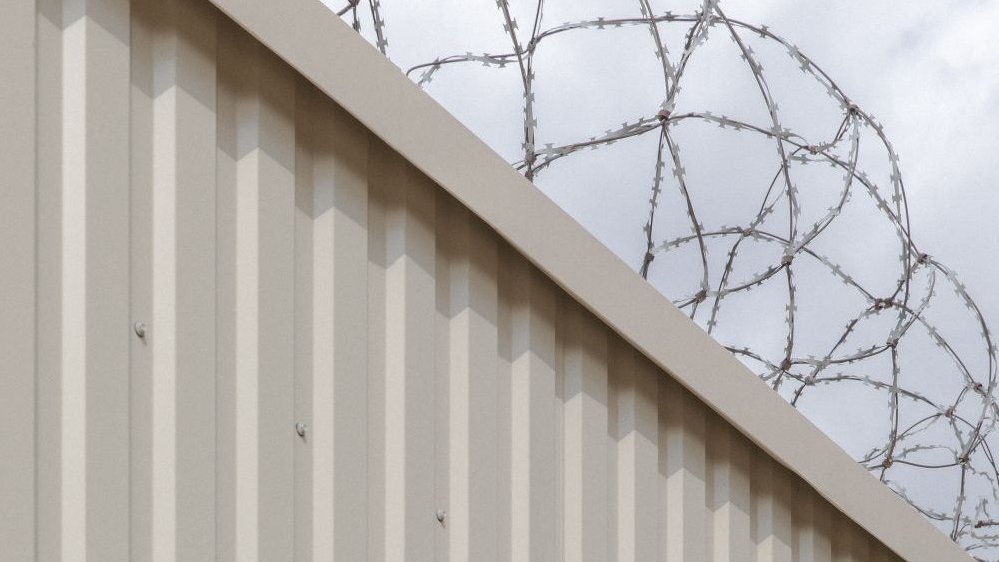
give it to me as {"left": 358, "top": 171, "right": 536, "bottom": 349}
{"left": 1, "top": 1, "right": 37, "bottom": 561}
{"left": 0, "top": 0, "right": 968, "bottom": 560}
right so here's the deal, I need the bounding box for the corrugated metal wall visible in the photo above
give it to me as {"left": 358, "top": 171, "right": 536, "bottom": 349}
{"left": 4, "top": 0, "right": 906, "bottom": 560}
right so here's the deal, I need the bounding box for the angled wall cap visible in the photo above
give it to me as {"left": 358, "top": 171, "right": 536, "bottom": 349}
{"left": 204, "top": 0, "right": 971, "bottom": 560}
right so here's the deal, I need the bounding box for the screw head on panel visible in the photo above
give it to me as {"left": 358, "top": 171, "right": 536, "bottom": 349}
{"left": 295, "top": 422, "right": 308, "bottom": 439}
{"left": 134, "top": 322, "right": 147, "bottom": 338}
{"left": 435, "top": 509, "right": 446, "bottom": 526}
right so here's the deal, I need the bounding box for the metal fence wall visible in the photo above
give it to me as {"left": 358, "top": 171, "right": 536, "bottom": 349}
{"left": 0, "top": 0, "right": 935, "bottom": 560}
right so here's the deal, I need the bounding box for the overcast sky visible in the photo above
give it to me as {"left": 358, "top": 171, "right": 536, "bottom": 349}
{"left": 328, "top": 0, "right": 999, "bottom": 554}
{"left": 741, "top": 0, "right": 999, "bottom": 317}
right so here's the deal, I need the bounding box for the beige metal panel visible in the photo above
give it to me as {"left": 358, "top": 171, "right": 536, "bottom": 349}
{"left": 224, "top": 21, "right": 298, "bottom": 562}
{"left": 32, "top": 0, "right": 134, "bottom": 560}
{"left": 10, "top": 1, "right": 948, "bottom": 561}
{"left": 661, "top": 377, "right": 708, "bottom": 561}
{"left": 561, "top": 300, "right": 610, "bottom": 562}
{"left": 437, "top": 198, "right": 501, "bottom": 562}
{"left": 326, "top": 96, "right": 370, "bottom": 562}
{"left": 497, "top": 247, "right": 559, "bottom": 562}
{"left": 369, "top": 138, "right": 438, "bottom": 561}
{"left": 213, "top": 14, "right": 241, "bottom": 562}
{"left": 707, "top": 418, "right": 753, "bottom": 561}
{"left": 292, "top": 81, "right": 316, "bottom": 562}
{"left": 128, "top": 0, "right": 155, "bottom": 558}
{"left": 163, "top": 2, "right": 218, "bottom": 558}
{"left": 495, "top": 247, "right": 512, "bottom": 562}
{"left": 611, "top": 344, "right": 660, "bottom": 562}
{"left": 253, "top": 44, "right": 298, "bottom": 562}
{"left": 0, "top": 0, "right": 37, "bottom": 560}
{"left": 834, "top": 514, "right": 858, "bottom": 562}
{"left": 215, "top": 15, "right": 298, "bottom": 561}
{"left": 795, "top": 481, "right": 835, "bottom": 562}
{"left": 433, "top": 196, "right": 452, "bottom": 562}
{"left": 35, "top": 1, "right": 66, "bottom": 559}
{"left": 291, "top": 79, "right": 371, "bottom": 562}
{"left": 753, "top": 455, "right": 795, "bottom": 562}
{"left": 129, "top": 1, "right": 219, "bottom": 560}
{"left": 366, "top": 135, "right": 389, "bottom": 562}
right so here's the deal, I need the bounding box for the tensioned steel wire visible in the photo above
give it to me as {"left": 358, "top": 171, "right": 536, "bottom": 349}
{"left": 338, "top": 0, "right": 999, "bottom": 556}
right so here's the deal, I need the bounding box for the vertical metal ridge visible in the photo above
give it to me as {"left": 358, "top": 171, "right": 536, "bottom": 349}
{"left": 129, "top": 0, "right": 219, "bottom": 559}
{"left": 292, "top": 79, "right": 317, "bottom": 562}
{"left": 55, "top": 0, "right": 132, "bottom": 559}
{"left": 60, "top": 7, "right": 90, "bottom": 552}
{"left": 661, "top": 377, "right": 708, "bottom": 561}
{"left": 229, "top": 25, "right": 262, "bottom": 562}
{"left": 216, "top": 19, "right": 298, "bottom": 561}
{"left": 608, "top": 337, "right": 621, "bottom": 562}
{"left": 366, "top": 136, "right": 389, "bottom": 562}
{"left": 293, "top": 79, "right": 371, "bottom": 562}
{"left": 371, "top": 139, "right": 437, "bottom": 561}
{"left": 213, "top": 15, "right": 239, "bottom": 562}
{"left": 561, "top": 299, "right": 609, "bottom": 562}
{"left": 833, "top": 512, "right": 857, "bottom": 562}
{"left": 554, "top": 296, "right": 566, "bottom": 562}
{"left": 753, "top": 454, "right": 794, "bottom": 562}
{"left": 325, "top": 99, "right": 371, "bottom": 562}
{"left": 496, "top": 242, "right": 514, "bottom": 562}
{"left": 610, "top": 341, "right": 659, "bottom": 562}
{"left": 35, "top": 1, "right": 66, "bottom": 559}
{"left": 851, "top": 529, "right": 872, "bottom": 561}
{"left": 794, "top": 479, "right": 833, "bottom": 562}
{"left": 166, "top": 1, "right": 218, "bottom": 557}
{"left": 128, "top": 0, "right": 155, "bottom": 558}
{"left": 871, "top": 539, "right": 897, "bottom": 562}
{"left": 707, "top": 418, "right": 753, "bottom": 561}
{"left": 439, "top": 199, "right": 499, "bottom": 562}
{"left": 251, "top": 38, "right": 297, "bottom": 562}
{"left": 433, "top": 192, "right": 452, "bottom": 562}
{"left": 502, "top": 249, "right": 558, "bottom": 562}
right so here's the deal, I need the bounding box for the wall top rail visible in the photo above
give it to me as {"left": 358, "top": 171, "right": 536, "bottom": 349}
{"left": 203, "top": 0, "right": 970, "bottom": 559}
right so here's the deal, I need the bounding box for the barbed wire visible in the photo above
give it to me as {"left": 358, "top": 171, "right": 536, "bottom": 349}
{"left": 338, "top": 0, "right": 999, "bottom": 557}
